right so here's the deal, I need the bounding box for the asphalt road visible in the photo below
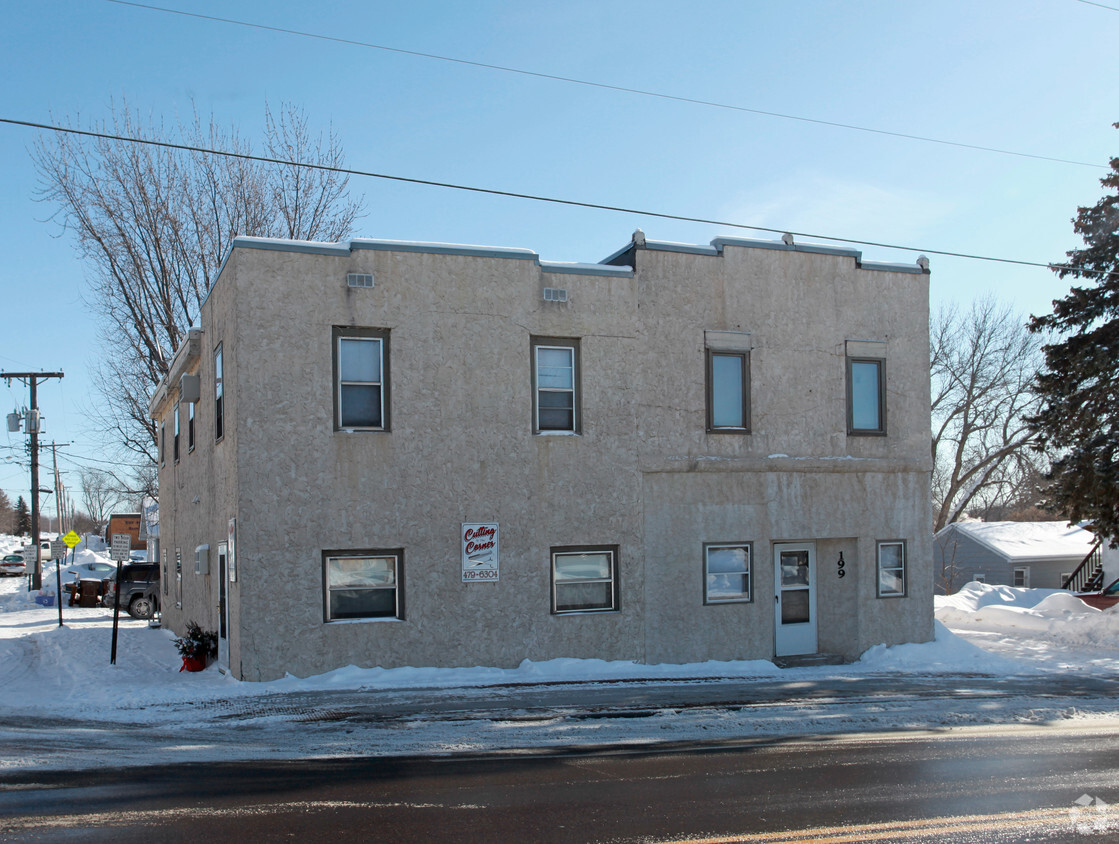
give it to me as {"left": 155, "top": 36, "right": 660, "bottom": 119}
{"left": 3, "top": 671, "right": 1119, "bottom": 774}
{"left": 2, "top": 724, "right": 1118, "bottom": 842}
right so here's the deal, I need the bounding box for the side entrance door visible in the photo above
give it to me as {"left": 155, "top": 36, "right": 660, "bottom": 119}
{"left": 774, "top": 542, "right": 818, "bottom": 657}
{"left": 217, "top": 542, "right": 229, "bottom": 672}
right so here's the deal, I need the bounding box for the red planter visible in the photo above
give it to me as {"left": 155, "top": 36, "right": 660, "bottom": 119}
{"left": 179, "top": 656, "right": 207, "bottom": 672}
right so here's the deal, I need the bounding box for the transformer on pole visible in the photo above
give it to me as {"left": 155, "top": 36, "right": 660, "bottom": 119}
{"left": 1, "top": 370, "right": 65, "bottom": 591}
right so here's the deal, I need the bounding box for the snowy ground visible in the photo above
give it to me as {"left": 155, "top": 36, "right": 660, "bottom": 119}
{"left": 2, "top": 535, "right": 1119, "bottom": 773}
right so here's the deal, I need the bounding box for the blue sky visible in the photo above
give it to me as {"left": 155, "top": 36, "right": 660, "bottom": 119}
{"left": 1, "top": 0, "right": 1117, "bottom": 509}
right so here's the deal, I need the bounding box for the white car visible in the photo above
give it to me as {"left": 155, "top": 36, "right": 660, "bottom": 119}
{"left": 60, "top": 560, "right": 118, "bottom": 584}
{"left": 0, "top": 555, "right": 26, "bottom": 576}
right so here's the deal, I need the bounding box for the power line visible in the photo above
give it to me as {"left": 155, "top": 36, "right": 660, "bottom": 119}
{"left": 1075, "top": 0, "right": 1119, "bottom": 12}
{"left": 6, "top": 115, "right": 1111, "bottom": 278}
{"left": 104, "top": 0, "right": 1106, "bottom": 171}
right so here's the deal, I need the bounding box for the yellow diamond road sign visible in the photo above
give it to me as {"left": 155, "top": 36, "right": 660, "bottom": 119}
{"left": 62, "top": 530, "right": 82, "bottom": 549}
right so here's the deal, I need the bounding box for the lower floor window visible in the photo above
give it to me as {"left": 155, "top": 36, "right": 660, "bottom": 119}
{"left": 1013, "top": 566, "right": 1030, "bottom": 588}
{"left": 552, "top": 547, "right": 617, "bottom": 613}
{"left": 704, "top": 543, "right": 752, "bottom": 603}
{"left": 324, "top": 551, "right": 403, "bottom": 620}
{"left": 877, "top": 540, "right": 906, "bottom": 597}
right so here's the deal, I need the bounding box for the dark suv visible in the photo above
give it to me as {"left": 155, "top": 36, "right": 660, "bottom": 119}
{"left": 101, "top": 563, "right": 161, "bottom": 619}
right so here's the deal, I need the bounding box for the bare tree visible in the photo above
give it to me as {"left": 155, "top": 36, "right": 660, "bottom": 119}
{"left": 70, "top": 510, "right": 98, "bottom": 535}
{"left": 931, "top": 297, "right": 1045, "bottom": 532}
{"left": 33, "top": 101, "right": 364, "bottom": 480}
{"left": 935, "top": 526, "right": 962, "bottom": 595}
{"left": 79, "top": 468, "right": 122, "bottom": 530}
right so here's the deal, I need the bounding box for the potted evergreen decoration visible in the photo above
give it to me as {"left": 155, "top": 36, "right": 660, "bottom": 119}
{"left": 175, "top": 621, "right": 218, "bottom": 672}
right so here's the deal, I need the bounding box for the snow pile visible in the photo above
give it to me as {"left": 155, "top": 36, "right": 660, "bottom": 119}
{"left": 937, "top": 581, "right": 1119, "bottom": 641}
{"left": 266, "top": 656, "right": 785, "bottom": 694}
{"left": 934, "top": 581, "right": 1119, "bottom": 673}
{"left": 857, "top": 619, "right": 1028, "bottom": 674}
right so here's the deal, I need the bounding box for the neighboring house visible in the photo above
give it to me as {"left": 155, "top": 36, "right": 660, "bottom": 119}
{"left": 1102, "top": 544, "right": 1119, "bottom": 590}
{"left": 934, "top": 520, "right": 1097, "bottom": 593}
{"left": 148, "top": 231, "right": 935, "bottom": 681}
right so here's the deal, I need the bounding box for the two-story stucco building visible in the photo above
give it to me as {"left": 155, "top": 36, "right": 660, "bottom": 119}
{"left": 149, "top": 230, "right": 934, "bottom": 681}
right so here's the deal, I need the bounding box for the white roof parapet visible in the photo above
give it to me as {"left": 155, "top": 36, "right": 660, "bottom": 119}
{"left": 602, "top": 233, "right": 929, "bottom": 275}
{"left": 229, "top": 236, "right": 631, "bottom": 276}
{"left": 148, "top": 327, "right": 202, "bottom": 418}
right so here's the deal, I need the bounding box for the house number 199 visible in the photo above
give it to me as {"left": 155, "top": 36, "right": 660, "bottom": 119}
{"left": 837, "top": 552, "right": 846, "bottom": 579}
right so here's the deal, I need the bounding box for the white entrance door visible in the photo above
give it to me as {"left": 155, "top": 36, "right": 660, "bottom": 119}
{"left": 217, "top": 542, "right": 229, "bottom": 672}
{"left": 774, "top": 542, "right": 817, "bottom": 657}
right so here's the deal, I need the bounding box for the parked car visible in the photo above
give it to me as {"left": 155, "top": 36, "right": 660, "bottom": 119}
{"left": 1077, "top": 578, "right": 1119, "bottom": 611}
{"left": 100, "top": 563, "right": 160, "bottom": 619}
{"left": 0, "top": 554, "right": 27, "bottom": 576}
{"left": 59, "top": 560, "right": 118, "bottom": 589}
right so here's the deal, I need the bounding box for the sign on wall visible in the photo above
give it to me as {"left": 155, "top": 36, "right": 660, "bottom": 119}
{"left": 227, "top": 517, "right": 237, "bottom": 583}
{"left": 462, "top": 523, "right": 499, "bottom": 582}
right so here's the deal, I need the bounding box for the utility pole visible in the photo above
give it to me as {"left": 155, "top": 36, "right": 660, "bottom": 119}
{"left": 2, "top": 371, "right": 64, "bottom": 590}
{"left": 45, "top": 442, "right": 71, "bottom": 534}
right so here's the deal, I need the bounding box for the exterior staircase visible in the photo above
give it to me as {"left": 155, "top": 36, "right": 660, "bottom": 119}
{"left": 1061, "top": 539, "right": 1104, "bottom": 592}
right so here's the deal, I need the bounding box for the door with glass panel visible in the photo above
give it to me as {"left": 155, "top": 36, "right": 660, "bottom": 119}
{"left": 217, "top": 542, "right": 229, "bottom": 672}
{"left": 774, "top": 542, "right": 817, "bottom": 656}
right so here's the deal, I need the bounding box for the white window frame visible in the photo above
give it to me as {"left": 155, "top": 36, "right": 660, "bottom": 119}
{"left": 552, "top": 547, "right": 617, "bottom": 614}
{"left": 877, "top": 540, "right": 906, "bottom": 597}
{"left": 323, "top": 551, "right": 403, "bottom": 621}
{"left": 334, "top": 327, "right": 389, "bottom": 432}
{"left": 532, "top": 337, "right": 579, "bottom": 434}
{"left": 704, "top": 543, "right": 752, "bottom": 603}
{"left": 1013, "top": 566, "right": 1030, "bottom": 588}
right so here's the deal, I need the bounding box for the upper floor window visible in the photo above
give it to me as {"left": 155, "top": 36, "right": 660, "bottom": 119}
{"left": 214, "top": 344, "right": 224, "bottom": 442}
{"left": 173, "top": 402, "right": 180, "bottom": 463}
{"left": 532, "top": 337, "right": 579, "bottom": 434}
{"left": 187, "top": 401, "right": 196, "bottom": 452}
{"left": 334, "top": 327, "right": 389, "bottom": 431}
{"left": 847, "top": 358, "right": 885, "bottom": 435}
{"left": 159, "top": 421, "right": 166, "bottom": 467}
{"left": 707, "top": 351, "right": 750, "bottom": 432}
{"left": 704, "top": 331, "right": 751, "bottom": 433}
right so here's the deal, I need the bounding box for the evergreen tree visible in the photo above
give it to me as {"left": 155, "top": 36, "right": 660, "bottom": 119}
{"left": 1029, "top": 124, "right": 1119, "bottom": 541}
{"left": 14, "top": 496, "right": 31, "bottom": 537}
{"left": 0, "top": 489, "right": 11, "bottom": 535}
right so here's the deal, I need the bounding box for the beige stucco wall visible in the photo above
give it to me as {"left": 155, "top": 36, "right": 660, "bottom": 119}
{"left": 151, "top": 257, "right": 242, "bottom": 671}
{"left": 153, "top": 235, "right": 933, "bottom": 681}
